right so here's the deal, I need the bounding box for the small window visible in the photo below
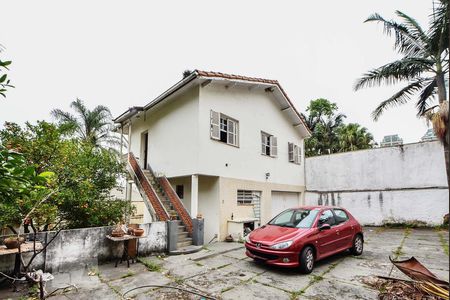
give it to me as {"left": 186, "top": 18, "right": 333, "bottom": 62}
{"left": 176, "top": 185, "right": 184, "bottom": 199}
{"left": 288, "top": 142, "right": 301, "bottom": 164}
{"left": 237, "top": 190, "right": 261, "bottom": 205}
{"left": 318, "top": 209, "right": 336, "bottom": 226}
{"left": 261, "top": 132, "right": 277, "bottom": 157}
{"left": 210, "top": 110, "right": 239, "bottom": 146}
{"left": 333, "top": 209, "right": 349, "bottom": 224}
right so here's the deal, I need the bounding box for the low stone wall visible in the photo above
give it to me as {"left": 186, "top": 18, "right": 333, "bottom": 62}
{"left": 0, "top": 222, "right": 167, "bottom": 274}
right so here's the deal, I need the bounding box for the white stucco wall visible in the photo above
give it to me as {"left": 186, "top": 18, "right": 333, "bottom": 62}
{"left": 198, "top": 82, "right": 306, "bottom": 186}
{"left": 128, "top": 86, "right": 200, "bottom": 177}
{"left": 305, "top": 141, "right": 449, "bottom": 225}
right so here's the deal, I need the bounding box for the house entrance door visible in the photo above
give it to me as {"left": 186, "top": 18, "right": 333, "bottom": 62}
{"left": 143, "top": 132, "right": 148, "bottom": 169}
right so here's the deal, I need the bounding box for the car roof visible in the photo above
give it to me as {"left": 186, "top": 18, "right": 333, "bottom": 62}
{"left": 293, "top": 205, "right": 345, "bottom": 210}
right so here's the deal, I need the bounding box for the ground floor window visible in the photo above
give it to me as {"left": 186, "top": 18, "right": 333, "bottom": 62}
{"left": 237, "top": 190, "right": 261, "bottom": 205}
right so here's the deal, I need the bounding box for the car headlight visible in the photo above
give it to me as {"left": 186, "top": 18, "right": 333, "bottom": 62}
{"left": 245, "top": 234, "right": 251, "bottom": 243}
{"left": 270, "top": 240, "right": 293, "bottom": 250}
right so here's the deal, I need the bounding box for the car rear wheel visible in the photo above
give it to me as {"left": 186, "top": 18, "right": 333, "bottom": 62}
{"left": 299, "top": 246, "right": 315, "bottom": 274}
{"left": 350, "top": 234, "right": 363, "bottom": 256}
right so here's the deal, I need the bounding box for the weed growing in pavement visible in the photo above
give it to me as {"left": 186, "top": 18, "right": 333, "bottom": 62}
{"left": 137, "top": 257, "right": 162, "bottom": 272}
{"left": 121, "top": 271, "right": 135, "bottom": 279}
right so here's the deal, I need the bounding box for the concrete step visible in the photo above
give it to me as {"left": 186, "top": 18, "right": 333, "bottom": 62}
{"left": 179, "top": 237, "right": 192, "bottom": 243}
{"left": 177, "top": 240, "right": 193, "bottom": 248}
{"left": 178, "top": 231, "right": 189, "bottom": 239}
{"left": 169, "top": 245, "right": 202, "bottom": 255}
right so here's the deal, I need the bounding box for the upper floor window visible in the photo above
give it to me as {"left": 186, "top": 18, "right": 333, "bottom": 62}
{"left": 210, "top": 110, "right": 238, "bottom": 146}
{"left": 261, "top": 132, "right": 277, "bottom": 157}
{"left": 288, "top": 142, "right": 302, "bottom": 164}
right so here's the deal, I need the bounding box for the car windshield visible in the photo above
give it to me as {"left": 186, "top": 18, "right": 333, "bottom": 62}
{"left": 268, "top": 209, "right": 319, "bottom": 228}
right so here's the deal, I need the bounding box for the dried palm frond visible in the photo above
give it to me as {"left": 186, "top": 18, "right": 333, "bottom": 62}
{"left": 425, "top": 101, "right": 448, "bottom": 142}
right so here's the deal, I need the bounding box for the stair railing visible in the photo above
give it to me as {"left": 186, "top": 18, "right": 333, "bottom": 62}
{"left": 158, "top": 176, "right": 193, "bottom": 235}
{"left": 128, "top": 153, "right": 170, "bottom": 221}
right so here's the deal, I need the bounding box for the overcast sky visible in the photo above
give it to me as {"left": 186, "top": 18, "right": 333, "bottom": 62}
{"left": 0, "top": 1, "right": 437, "bottom": 143}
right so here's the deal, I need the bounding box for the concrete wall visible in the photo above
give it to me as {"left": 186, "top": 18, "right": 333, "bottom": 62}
{"left": 198, "top": 82, "right": 306, "bottom": 186}
{"left": 198, "top": 176, "right": 220, "bottom": 243}
{"left": 305, "top": 141, "right": 449, "bottom": 226}
{"left": 0, "top": 222, "right": 167, "bottom": 274}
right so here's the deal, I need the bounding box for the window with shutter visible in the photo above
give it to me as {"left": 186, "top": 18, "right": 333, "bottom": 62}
{"left": 210, "top": 110, "right": 220, "bottom": 140}
{"left": 210, "top": 110, "right": 239, "bottom": 146}
{"left": 288, "top": 143, "right": 294, "bottom": 162}
{"left": 261, "top": 132, "right": 277, "bottom": 157}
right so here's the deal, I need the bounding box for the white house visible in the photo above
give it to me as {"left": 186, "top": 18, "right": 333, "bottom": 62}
{"left": 114, "top": 70, "right": 311, "bottom": 242}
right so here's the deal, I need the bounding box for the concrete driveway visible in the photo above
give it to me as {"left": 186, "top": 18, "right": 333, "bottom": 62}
{"left": 6, "top": 227, "right": 448, "bottom": 300}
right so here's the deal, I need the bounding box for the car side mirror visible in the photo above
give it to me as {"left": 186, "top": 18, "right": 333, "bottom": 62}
{"left": 319, "top": 224, "right": 331, "bottom": 231}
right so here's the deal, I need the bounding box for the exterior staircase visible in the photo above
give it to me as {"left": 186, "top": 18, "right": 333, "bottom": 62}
{"left": 142, "top": 169, "right": 193, "bottom": 248}
{"left": 127, "top": 152, "right": 193, "bottom": 250}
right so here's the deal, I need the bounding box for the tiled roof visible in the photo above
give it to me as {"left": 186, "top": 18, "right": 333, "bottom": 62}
{"left": 195, "top": 70, "right": 279, "bottom": 85}
{"left": 195, "top": 70, "right": 311, "bottom": 134}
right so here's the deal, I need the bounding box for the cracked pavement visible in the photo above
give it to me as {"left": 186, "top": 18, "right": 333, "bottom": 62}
{"left": 3, "top": 227, "right": 448, "bottom": 299}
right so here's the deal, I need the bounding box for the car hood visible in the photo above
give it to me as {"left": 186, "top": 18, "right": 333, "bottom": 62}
{"left": 249, "top": 225, "right": 310, "bottom": 245}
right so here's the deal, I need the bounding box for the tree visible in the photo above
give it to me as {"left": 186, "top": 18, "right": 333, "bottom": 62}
{"left": 51, "top": 98, "right": 119, "bottom": 149}
{"left": 0, "top": 121, "right": 133, "bottom": 230}
{"left": 0, "top": 44, "right": 14, "bottom": 98}
{"left": 0, "top": 146, "right": 56, "bottom": 233}
{"left": 337, "top": 123, "right": 374, "bottom": 152}
{"left": 303, "top": 99, "right": 374, "bottom": 156}
{"left": 354, "top": 0, "right": 449, "bottom": 188}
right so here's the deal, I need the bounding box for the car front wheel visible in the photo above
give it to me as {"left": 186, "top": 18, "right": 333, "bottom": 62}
{"left": 350, "top": 234, "right": 363, "bottom": 256}
{"left": 299, "top": 246, "right": 315, "bottom": 274}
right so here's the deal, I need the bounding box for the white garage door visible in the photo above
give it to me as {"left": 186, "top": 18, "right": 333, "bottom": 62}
{"left": 271, "top": 191, "right": 300, "bottom": 218}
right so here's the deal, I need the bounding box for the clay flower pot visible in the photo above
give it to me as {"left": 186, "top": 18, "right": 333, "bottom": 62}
{"left": 133, "top": 228, "right": 144, "bottom": 236}
{"left": 3, "top": 237, "right": 25, "bottom": 249}
{"left": 111, "top": 228, "right": 125, "bottom": 237}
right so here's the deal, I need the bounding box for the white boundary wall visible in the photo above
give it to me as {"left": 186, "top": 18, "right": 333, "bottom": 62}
{"left": 305, "top": 141, "right": 449, "bottom": 226}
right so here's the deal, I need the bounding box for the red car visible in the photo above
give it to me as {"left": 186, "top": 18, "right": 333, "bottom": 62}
{"left": 245, "top": 206, "right": 364, "bottom": 273}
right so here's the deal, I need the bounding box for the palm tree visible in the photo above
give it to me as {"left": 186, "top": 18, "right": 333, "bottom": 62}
{"left": 354, "top": 0, "right": 449, "bottom": 188}
{"left": 337, "top": 123, "right": 374, "bottom": 152}
{"left": 51, "top": 99, "right": 119, "bottom": 149}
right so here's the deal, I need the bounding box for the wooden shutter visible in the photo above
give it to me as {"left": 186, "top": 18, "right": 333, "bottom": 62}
{"left": 294, "top": 145, "right": 299, "bottom": 164}
{"left": 270, "top": 136, "right": 278, "bottom": 157}
{"left": 288, "top": 143, "right": 294, "bottom": 162}
{"left": 227, "top": 119, "right": 236, "bottom": 145}
{"left": 298, "top": 146, "right": 302, "bottom": 164}
{"left": 210, "top": 110, "right": 220, "bottom": 140}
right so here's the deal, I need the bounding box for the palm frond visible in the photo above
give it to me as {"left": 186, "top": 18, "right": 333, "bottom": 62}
{"left": 428, "top": 0, "right": 449, "bottom": 56}
{"left": 395, "top": 11, "right": 430, "bottom": 52}
{"left": 416, "top": 78, "right": 437, "bottom": 116}
{"left": 371, "top": 79, "right": 426, "bottom": 120}
{"left": 354, "top": 58, "right": 432, "bottom": 91}
{"left": 365, "top": 13, "right": 426, "bottom": 56}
